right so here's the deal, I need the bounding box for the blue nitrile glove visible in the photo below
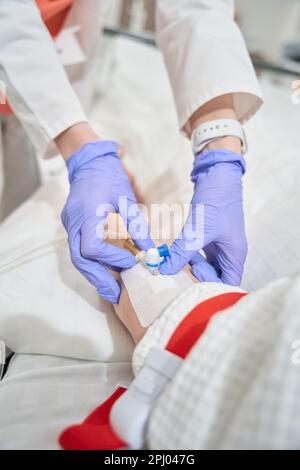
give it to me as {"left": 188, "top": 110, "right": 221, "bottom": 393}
{"left": 159, "top": 149, "right": 247, "bottom": 286}
{"left": 61, "top": 140, "right": 154, "bottom": 303}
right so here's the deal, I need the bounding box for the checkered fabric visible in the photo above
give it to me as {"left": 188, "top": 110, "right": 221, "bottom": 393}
{"left": 147, "top": 276, "right": 300, "bottom": 449}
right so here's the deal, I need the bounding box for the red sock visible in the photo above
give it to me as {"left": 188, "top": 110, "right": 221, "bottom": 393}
{"left": 59, "top": 387, "right": 127, "bottom": 450}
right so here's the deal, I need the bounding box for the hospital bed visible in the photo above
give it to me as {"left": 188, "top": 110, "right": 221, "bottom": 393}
{"left": 0, "top": 37, "right": 300, "bottom": 449}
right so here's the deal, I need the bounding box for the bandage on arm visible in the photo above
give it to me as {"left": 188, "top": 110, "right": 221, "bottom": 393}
{"left": 105, "top": 217, "right": 198, "bottom": 345}
{"left": 114, "top": 264, "right": 197, "bottom": 344}
{"left": 113, "top": 273, "right": 147, "bottom": 345}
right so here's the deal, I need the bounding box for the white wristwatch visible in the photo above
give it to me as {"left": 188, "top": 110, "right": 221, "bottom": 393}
{"left": 191, "top": 119, "right": 247, "bottom": 155}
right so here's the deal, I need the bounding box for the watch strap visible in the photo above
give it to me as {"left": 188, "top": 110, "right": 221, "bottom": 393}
{"left": 191, "top": 119, "right": 247, "bottom": 155}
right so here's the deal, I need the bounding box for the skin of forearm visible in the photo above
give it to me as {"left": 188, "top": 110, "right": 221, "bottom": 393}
{"left": 54, "top": 122, "right": 101, "bottom": 160}
{"left": 56, "top": 95, "right": 241, "bottom": 159}
{"left": 113, "top": 279, "right": 147, "bottom": 345}
{"left": 186, "top": 93, "right": 242, "bottom": 154}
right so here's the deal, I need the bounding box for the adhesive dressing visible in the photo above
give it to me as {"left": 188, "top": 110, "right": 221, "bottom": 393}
{"left": 120, "top": 263, "right": 194, "bottom": 327}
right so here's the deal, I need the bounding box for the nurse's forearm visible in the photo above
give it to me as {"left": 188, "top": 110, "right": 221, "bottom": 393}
{"left": 55, "top": 123, "right": 100, "bottom": 160}
{"left": 186, "top": 94, "right": 242, "bottom": 154}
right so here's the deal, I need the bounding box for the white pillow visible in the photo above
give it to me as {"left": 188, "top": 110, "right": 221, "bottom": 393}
{"left": 0, "top": 172, "right": 134, "bottom": 362}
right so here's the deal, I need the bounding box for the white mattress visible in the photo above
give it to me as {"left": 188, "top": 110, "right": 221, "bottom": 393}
{"left": 0, "top": 354, "right": 133, "bottom": 449}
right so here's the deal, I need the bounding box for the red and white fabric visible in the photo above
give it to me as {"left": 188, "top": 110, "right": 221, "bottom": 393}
{"left": 148, "top": 276, "right": 300, "bottom": 449}
{"left": 59, "top": 275, "right": 300, "bottom": 450}
{"left": 59, "top": 283, "right": 246, "bottom": 450}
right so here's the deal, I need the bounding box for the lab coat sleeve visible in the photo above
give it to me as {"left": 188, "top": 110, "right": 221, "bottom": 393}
{"left": 0, "top": 0, "right": 87, "bottom": 155}
{"left": 155, "top": 0, "right": 264, "bottom": 131}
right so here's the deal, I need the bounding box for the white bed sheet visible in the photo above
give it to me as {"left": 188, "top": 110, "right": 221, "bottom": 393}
{"left": 0, "top": 354, "right": 133, "bottom": 450}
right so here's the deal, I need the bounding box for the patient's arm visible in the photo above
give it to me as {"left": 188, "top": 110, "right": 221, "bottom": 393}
{"left": 113, "top": 278, "right": 147, "bottom": 345}
{"left": 104, "top": 205, "right": 199, "bottom": 344}
{"left": 113, "top": 266, "right": 198, "bottom": 345}
{"left": 106, "top": 218, "right": 198, "bottom": 344}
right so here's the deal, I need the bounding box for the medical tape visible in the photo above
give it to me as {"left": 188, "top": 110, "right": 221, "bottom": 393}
{"left": 120, "top": 263, "right": 194, "bottom": 327}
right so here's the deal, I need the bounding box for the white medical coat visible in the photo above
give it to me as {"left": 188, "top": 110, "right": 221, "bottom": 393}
{"left": 0, "top": 0, "right": 263, "bottom": 157}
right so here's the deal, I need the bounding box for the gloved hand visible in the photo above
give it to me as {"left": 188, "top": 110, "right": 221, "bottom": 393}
{"left": 61, "top": 140, "right": 154, "bottom": 303}
{"left": 159, "top": 149, "right": 247, "bottom": 286}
